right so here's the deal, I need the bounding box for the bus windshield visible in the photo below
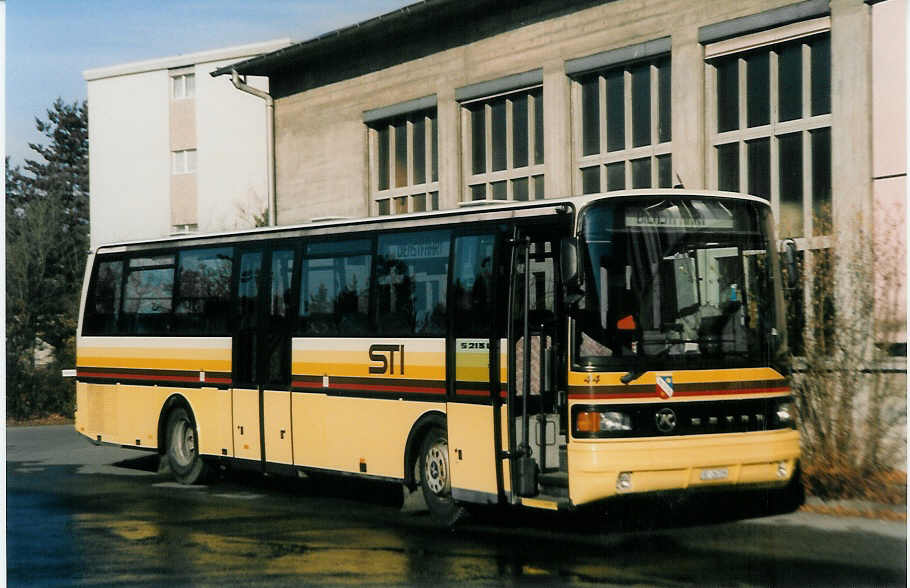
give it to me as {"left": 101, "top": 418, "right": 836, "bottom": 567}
{"left": 574, "top": 196, "right": 785, "bottom": 370}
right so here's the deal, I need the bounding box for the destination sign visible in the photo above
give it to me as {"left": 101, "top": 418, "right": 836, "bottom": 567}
{"left": 625, "top": 205, "right": 734, "bottom": 229}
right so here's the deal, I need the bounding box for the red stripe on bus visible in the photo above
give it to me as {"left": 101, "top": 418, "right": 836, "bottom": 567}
{"left": 568, "top": 386, "right": 790, "bottom": 400}
{"left": 327, "top": 382, "right": 445, "bottom": 394}
{"left": 292, "top": 380, "right": 445, "bottom": 395}
{"left": 292, "top": 380, "right": 324, "bottom": 389}
{"left": 455, "top": 389, "right": 490, "bottom": 397}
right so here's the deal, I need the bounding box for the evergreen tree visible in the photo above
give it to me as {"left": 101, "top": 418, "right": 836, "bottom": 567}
{"left": 6, "top": 99, "right": 89, "bottom": 419}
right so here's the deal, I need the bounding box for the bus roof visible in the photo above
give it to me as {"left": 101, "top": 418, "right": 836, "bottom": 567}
{"left": 93, "top": 189, "right": 770, "bottom": 255}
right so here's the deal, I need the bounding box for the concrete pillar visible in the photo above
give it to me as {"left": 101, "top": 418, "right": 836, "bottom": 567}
{"left": 829, "top": 0, "right": 874, "bottom": 353}
{"left": 671, "top": 27, "right": 705, "bottom": 189}
{"left": 437, "top": 87, "right": 460, "bottom": 210}
{"left": 542, "top": 59, "right": 571, "bottom": 198}
{"left": 830, "top": 0, "right": 873, "bottom": 230}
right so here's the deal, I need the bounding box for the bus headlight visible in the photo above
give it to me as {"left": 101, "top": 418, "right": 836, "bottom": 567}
{"left": 575, "top": 409, "right": 632, "bottom": 435}
{"left": 773, "top": 399, "right": 797, "bottom": 429}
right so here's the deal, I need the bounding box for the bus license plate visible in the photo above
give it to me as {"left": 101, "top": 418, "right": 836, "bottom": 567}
{"left": 700, "top": 467, "right": 728, "bottom": 481}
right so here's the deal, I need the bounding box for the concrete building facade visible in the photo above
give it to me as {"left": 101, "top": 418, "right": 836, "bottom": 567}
{"left": 84, "top": 39, "right": 291, "bottom": 249}
{"left": 216, "top": 0, "right": 905, "bottom": 349}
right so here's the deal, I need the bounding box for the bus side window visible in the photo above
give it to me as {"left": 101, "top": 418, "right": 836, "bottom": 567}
{"left": 299, "top": 239, "right": 372, "bottom": 337}
{"left": 376, "top": 230, "right": 450, "bottom": 337}
{"left": 83, "top": 259, "right": 124, "bottom": 336}
{"left": 122, "top": 255, "right": 175, "bottom": 335}
{"left": 452, "top": 234, "right": 496, "bottom": 337}
{"left": 174, "top": 247, "right": 233, "bottom": 336}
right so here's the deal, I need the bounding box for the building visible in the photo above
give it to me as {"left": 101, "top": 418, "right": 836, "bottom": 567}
{"left": 213, "top": 0, "right": 906, "bottom": 351}
{"left": 84, "top": 38, "right": 292, "bottom": 249}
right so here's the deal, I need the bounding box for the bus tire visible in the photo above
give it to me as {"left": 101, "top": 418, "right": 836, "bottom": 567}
{"left": 419, "top": 427, "right": 466, "bottom": 526}
{"left": 165, "top": 407, "right": 210, "bottom": 485}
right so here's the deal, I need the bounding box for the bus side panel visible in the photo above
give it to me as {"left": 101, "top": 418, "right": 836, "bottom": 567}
{"left": 291, "top": 337, "right": 447, "bottom": 479}
{"left": 184, "top": 387, "right": 233, "bottom": 458}
{"left": 263, "top": 390, "right": 292, "bottom": 464}
{"left": 448, "top": 403, "right": 498, "bottom": 499}
{"left": 232, "top": 388, "right": 261, "bottom": 461}
{"left": 294, "top": 394, "right": 445, "bottom": 478}
{"left": 75, "top": 336, "right": 232, "bottom": 451}
{"left": 75, "top": 381, "right": 169, "bottom": 447}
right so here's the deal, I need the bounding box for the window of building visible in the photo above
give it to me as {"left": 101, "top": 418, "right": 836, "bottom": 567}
{"left": 172, "top": 149, "right": 197, "bottom": 174}
{"left": 462, "top": 87, "right": 544, "bottom": 202}
{"left": 369, "top": 109, "right": 439, "bottom": 216}
{"left": 172, "top": 73, "right": 195, "bottom": 99}
{"left": 706, "top": 21, "right": 831, "bottom": 240}
{"left": 572, "top": 56, "right": 672, "bottom": 193}
{"left": 706, "top": 17, "right": 832, "bottom": 357}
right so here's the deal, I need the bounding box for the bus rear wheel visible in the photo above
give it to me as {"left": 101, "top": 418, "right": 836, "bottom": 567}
{"left": 166, "top": 407, "right": 210, "bottom": 485}
{"left": 419, "top": 427, "right": 466, "bottom": 526}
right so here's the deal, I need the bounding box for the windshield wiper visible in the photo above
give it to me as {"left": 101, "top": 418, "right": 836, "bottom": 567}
{"left": 620, "top": 345, "right": 673, "bottom": 384}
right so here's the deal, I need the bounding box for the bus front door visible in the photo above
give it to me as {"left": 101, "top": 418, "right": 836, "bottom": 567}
{"left": 508, "top": 229, "right": 564, "bottom": 500}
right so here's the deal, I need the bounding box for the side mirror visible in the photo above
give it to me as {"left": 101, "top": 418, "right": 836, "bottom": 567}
{"left": 561, "top": 237, "right": 584, "bottom": 305}
{"left": 781, "top": 239, "right": 798, "bottom": 289}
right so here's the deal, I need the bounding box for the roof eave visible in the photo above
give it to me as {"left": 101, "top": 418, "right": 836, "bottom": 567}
{"left": 211, "top": 0, "right": 468, "bottom": 78}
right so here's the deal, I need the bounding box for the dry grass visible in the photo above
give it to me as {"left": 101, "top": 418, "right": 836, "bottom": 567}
{"left": 803, "top": 461, "right": 907, "bottom": 505}
{"left": 800, "top": 503, "right": 907, "bottom": 522}
{"left": 7, "top": 413, "right": 74, "bottom": 427}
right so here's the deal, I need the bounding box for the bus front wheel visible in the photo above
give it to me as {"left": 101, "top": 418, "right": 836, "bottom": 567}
{"left": 419, "top": 427, "right": 466, "bottom": 526}
{"left": 165, "top": 407, "right": 210, "bottom": 485}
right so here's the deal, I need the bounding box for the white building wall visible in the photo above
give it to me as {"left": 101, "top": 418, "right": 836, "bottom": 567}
{"left": 196, "top": 63, "right": 271, "bottom": 233}
{"left": 85, "top": 39, "right": 290, "bottom": 250}
{"left": 87, "top": 70, "right": 171, "bottom": 248}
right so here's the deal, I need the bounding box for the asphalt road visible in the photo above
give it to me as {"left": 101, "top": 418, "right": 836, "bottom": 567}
{"left": 7, "top": 425, "right": 907, "bottom": 586}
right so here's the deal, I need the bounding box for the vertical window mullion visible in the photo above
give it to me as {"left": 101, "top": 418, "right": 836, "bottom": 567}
{"left": 387, "top": 124, "right": 396, "bottom": 192}
{"left": 623, "top": 69, "right": 633, "bottom": 152}
{"left": 506, "top": 98, "right": 514, "bottom": 174}
{"left": 485, "top": 103, "right": 493, "bottom": 197}
{"left": 738, "top": 141, "right": 748, "bottom": 194}
{"left": 800, "top": 42, "right": 813, "bottom": 236}
{"left": 528, "top": 93, "right": 536, "bottom": 167}
{"left": 369, "top": 128, "right": 379, "bottom": 198}
{"left": 406, "top": 120, "right": 414, "bottom": 192}
{"left": 598, "top": 75, "right": 607, "bottom": 156}
{"left": 770, "top": 51, "right": 780, "bottom": 125}
{"left": 803, "top": 129, "right": 814, "bottom": 236}
{"left": 650, "top": 63, "right": 659, "bottom": 186}
{"left": 425, "top": 114, "right": 433, "bottom": 188}
{"left": 737, "top": 57, "right": 748, "bottom": 194}
{"left": 801, "top": 42, "right": 812, "bottom": 120}
{"left": 737, "top": 57, "right": 747, "bottom": 136}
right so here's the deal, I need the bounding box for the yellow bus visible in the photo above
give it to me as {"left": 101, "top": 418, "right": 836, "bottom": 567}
{"left": 75, "top": 190, "right": 802, "bottom": 524}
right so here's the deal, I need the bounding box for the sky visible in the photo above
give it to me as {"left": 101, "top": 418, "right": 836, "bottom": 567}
{"left": 6, "top": 0, "right": 413, "bottom": 165}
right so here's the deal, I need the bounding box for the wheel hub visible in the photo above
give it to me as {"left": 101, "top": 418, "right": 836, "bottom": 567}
{"left": 424, "top": 441, "right": 449, "bottom": 495}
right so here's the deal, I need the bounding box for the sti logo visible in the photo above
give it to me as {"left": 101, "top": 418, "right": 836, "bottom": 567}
{"left": 656, "top": 374, "right": 674, "bottom": 399}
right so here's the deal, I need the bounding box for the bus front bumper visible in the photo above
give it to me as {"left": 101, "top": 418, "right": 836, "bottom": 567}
{"left": 567, "top": 429, "right": 800, "bottom": 507}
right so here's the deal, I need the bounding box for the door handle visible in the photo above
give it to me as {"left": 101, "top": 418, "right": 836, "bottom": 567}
{"left": 280, "top": 429, "right": 286, "bottom": 440}
{"left": 237, "top": 425, "right": 244, "bottom": 435}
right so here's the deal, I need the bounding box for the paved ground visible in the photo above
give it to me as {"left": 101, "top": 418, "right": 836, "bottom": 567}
{"left": 7, "top": 426, "right": 907, "bottom": 586}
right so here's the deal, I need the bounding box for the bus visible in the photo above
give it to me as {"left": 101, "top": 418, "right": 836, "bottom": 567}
{"left": 75, "top": 189, "right": 803, "bottom": 525}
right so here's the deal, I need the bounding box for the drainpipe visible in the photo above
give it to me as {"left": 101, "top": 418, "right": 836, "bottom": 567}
{"left": 230, "top": 68, "right": 276, "bottom": 227}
